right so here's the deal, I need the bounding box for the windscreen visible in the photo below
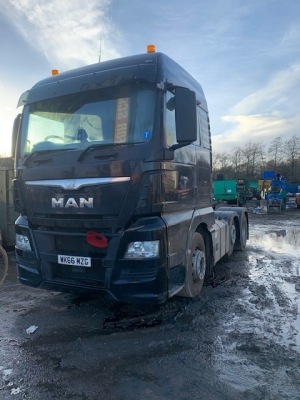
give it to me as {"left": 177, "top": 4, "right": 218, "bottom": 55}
{"left": 20, "top": 83, "right": 155, "bottom": 157}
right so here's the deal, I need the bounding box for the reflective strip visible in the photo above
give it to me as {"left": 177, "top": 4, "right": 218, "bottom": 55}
{"left": 25, "top": 177, "right": 130, "bottom": 190}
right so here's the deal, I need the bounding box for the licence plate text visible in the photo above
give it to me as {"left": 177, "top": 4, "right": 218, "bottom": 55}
{"left": 58, "top": 255, "right": 91, "bottom": 267}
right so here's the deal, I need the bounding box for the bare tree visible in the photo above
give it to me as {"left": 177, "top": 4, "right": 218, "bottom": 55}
{"left": 268, "top": 136, "right": 283, "bottom": 170}
{"left": 212, "top": 152, "right": 230, "bottom": 171}
{"left": 212, "top": 136, "right": 300, "bottom": 182}
{"left": 230, "top": 147, "right": 243, "bottom": 177}
{"left": 212, "top": 152, "right": 221, "bottom": 172}
{"left": 241, "top": 141, "right": 263, "bottom": 179}
{"left": 283, "top": 135, "right": 300, "bottom": 181}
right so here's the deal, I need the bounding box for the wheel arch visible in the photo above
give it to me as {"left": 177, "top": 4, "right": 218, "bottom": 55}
{"left": 194, "top": 222, "right": 214, "bottom": 281}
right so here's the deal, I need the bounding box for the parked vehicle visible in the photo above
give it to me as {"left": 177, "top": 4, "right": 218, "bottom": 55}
{"left": 12, "top": 46, "right": 248, "bottom": 304}
{"left": 213, "top": 178, "right": 252, "bottom": 206}
{"left": 266, "top": 174, "right": 287, "bottom": 213}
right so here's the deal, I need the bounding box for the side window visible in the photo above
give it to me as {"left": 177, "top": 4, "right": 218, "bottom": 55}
{"left": 165, "top": 91, "right": 177, "bottom": 147}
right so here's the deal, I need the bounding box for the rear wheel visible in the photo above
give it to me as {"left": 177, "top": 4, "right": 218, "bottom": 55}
{"left": 235, "top": 213, "right": 248, "bottom": 251}
{"left": 179, "top": 232, "right": 206, "bottom": 298}
{"left": 226, "top": 219, "right": 237, "bottom": 256}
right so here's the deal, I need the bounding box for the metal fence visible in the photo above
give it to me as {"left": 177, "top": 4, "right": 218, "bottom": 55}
{"left": 0, "top": 157, "right": 17, "bottom": 247}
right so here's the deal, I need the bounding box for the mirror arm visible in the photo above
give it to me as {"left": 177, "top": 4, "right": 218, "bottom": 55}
{"left": 169, "top": 142, "right": 191, "bottom": 151}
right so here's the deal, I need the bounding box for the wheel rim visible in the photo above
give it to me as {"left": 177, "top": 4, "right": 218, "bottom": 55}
{"left": 192, "top": 248, "right": 206, "bottom": 281}
{"left": 230, "top": 223, "right": 236, "bottom": 244}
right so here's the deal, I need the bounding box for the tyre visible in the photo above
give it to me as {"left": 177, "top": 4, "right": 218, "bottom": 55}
{"left": 234, "top": 213, "right": 248, "bottom": 251}
{"left": 226, "top": 218, "right": 237, "bottom": 256}
{"left": 179, "top": 232, "right": 206, "bottom": 298}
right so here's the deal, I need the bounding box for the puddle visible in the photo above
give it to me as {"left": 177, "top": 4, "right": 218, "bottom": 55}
{"left": 251, "top": 228, "right": 300, "bottom": 257}
{"left": 247, "top": 241, "right": 300, "bottom": 352}
{"left": 295, "top": 312, "right": 300, "bottom": 350}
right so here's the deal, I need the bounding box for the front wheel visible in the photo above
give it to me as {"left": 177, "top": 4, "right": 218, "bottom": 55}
{"left": 179, "top": 232, "right": 206, "bottom": 298}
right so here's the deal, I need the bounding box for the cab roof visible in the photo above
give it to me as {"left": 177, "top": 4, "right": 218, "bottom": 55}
{"left": 22, "top": 52, "right": 208, "bottom": 110}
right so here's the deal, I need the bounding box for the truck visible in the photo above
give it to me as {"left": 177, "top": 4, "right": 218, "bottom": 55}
{"left": 12, "top": 45, "right": 248, "bottom": 305}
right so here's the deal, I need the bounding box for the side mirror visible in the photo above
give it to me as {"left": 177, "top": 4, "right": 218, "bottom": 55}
{"left": 174, "top": 87, "right": 197, "bottom": 146}
{"left": 12, "top": 114, "right": 21, "bottom": 158}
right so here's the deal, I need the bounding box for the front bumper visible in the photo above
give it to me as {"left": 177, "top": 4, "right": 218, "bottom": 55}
{"left": 15, "top": 216, "right": 169, "bottom": 305}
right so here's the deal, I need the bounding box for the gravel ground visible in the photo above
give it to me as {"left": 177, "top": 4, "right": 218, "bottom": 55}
{"left": 0, "top": 207, "right": 299, "bottom": 399}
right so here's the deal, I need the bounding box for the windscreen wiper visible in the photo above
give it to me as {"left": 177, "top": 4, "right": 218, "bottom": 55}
{"left": 77, "top": 143, "right": 118, "bottom": 162}
{"left": 23, "top": 148, "right": 76, "bottom": 166}
{"left": 77, "top": 141, "right": 145, "bottom": 162}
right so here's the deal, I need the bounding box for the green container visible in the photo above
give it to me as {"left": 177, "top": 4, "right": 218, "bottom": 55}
{"left": 0, "top": 157, "right": 17, "bottom": 247}
{"left": 213, "top": 180, "right": 237, "bottom": 201}
{"left": 248, "top": 181, "right": 258, "bottom": 190}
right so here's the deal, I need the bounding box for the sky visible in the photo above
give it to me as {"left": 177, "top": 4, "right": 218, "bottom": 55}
{"left": 0, "top": 0, "right": 300, "bottom": 156}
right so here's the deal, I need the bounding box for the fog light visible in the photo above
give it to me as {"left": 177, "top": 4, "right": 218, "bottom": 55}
{"left": 124, "top": 240, "right": 159, "bottom": 259}
{"left": 16, "top": 234, "right": 32, "bottom": 251}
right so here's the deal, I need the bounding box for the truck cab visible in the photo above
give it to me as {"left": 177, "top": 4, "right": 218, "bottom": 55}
{"left": 12, "top": 48, "right": 247, "bottom": 304}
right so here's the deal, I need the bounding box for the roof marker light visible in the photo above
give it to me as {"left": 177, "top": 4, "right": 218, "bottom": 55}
{"left": 147, "top": 44, "right": 156, "bottom": 53}
{"left": 51, "top": 69, "right": 59, "bottom": 76}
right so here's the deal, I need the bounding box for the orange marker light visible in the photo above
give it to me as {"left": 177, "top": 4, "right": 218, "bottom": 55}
{"left": 51, "top": 69, "right": 59, "bottom": 76}
{"left": 147, "top": 44, "right": 156, "bottom": 53}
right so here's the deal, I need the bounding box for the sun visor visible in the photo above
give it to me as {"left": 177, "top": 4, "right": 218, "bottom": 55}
{"left": 26, "top": 64, "right": 156, "bottom": 104}
{"left": 17, "top": 90, "right": 29, "bottom": 107}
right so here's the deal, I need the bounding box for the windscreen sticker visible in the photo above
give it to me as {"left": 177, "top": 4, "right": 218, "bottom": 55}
{"left": 114, "top": 97, "right": 130, "bottom": 143}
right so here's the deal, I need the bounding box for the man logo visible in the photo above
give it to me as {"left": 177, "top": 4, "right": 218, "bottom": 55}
{"left": 51, "top": 198, "right": 93, "bottom": 208}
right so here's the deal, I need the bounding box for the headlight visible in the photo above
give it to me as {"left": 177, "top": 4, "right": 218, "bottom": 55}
{"left": 16, "top": 234, "right": 32, "bottom": 251}
{"left": 124, "top": 240, "right": 159, "bottom": 259}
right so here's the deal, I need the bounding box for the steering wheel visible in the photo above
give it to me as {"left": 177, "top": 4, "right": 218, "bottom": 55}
{"left": 45, "top": 135, "right": 66, "bottom": 142}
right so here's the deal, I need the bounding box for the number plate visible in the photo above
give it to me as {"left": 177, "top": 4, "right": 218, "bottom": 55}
{"left": 58, "top": 254, "right": 91, "bottom": 267}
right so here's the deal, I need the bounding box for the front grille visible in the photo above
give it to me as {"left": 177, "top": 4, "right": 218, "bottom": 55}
{"left": 46, "top": 261, "right": 106, "bottom": 289}
{"left": 55, "top": 235, "right": 107, "bottom": 257}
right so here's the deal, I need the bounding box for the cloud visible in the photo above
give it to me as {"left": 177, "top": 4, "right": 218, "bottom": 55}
{"left": 280, "top": 23, "right": 300, "bottom": 48}
{"left": 2, "top": 0, "right": 121, "bottom": 70}
{"left": 211, "top": 61, "right": 300, "bottom": 153}
{"left": 212, "top": 112, "right": 300, "bottom": 153}
{"left": 232, "top": 63, "right": 300, "bottom": 115}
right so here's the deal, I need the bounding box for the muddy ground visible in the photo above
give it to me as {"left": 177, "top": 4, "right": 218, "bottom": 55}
{"left": 0, "top": 207, "right": 300, "bottom": 400}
